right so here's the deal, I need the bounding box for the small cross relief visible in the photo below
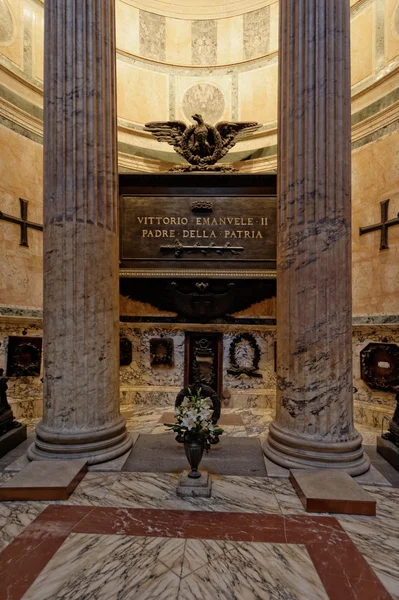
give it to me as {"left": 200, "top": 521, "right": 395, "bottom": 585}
{"left": 359, "top": 198, "right": 399, "bottom": 250}
{"left": 0, "top": 198, "right": 43, "bottom": 247}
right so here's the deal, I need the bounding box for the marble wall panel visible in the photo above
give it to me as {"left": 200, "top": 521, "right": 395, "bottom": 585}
{"left": 119, "top": 326, "right": 185, "bottom": 389}
{"left": 243, "top": 7, "right": 270, "bottom": 60}
{"left": 31, "top": 1, "right": 43, "bottom": 81}
{"left": 0, "top": 320, "right": 43, "bottom": 419}
{"left": 0, "top": 318, "right": 398, "bottom": 425}
{"left": 117, "top": 325, "right": 278, "bottom": 410}
{"left": 352, "top": 129, "right": 399, "bottom": 316}
{"left": 216, "top": 16, "right": 244, "bottom": 65}
{"left": 0, "top": 0, "right": 21, "bottom": 65}
{"left": 139, "top": 10, "right": 166, "bottom": 62}
{"left": 116, "top": 1, "right": 140, "bottom": 57}
{"left": 386, "top": 0, "right": 399, "bottom": 62}
{"left": 351, "top": 4, "right": 375, "bottom": 85}
{"left": 116, "top": 61, "right": 169, "bottom": 123}
{"left": 268, "top": 2, "right": 278, "bottom": 54}
{"left": 165, "top": 18, "right": 191, "bottom": 65}
{"left": 0, "top": 124, "right": 43, "bottom": 310}
{"left": 22, "top": 0, "right": 33, "bottom": 76}
{"left": 238, "top": 62, "right": 278, "bottom": 124}
{"left": 352, "top": 325, "right": 399, "bottom": 420}
{"left": 0, "top": 0, "right": 14, "bottom": 45}
{"left": 222, "top": 330, "right": 276, "bottom": 409}
{"left": 192, "top": 20, "right": 217, "bottom": 66}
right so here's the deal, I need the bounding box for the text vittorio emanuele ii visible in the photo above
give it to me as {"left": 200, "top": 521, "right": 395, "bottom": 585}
{"left": 138, "top": 216, "right": 267, "bottom": 239}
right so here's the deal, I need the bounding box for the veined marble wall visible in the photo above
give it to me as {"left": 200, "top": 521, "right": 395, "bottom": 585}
{"left": 119, "top": 324, "right": 277, "bottom": 409}
{"left": 1, "top": 316, "right": 398, "bottom": 431}
{"left": 0, "top": 317, "right": 43, "bottom": 420}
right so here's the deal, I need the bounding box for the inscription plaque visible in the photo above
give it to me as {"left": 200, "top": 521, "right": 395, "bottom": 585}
{"left": 120, "top": 194, "right": 276, "bottom": 279}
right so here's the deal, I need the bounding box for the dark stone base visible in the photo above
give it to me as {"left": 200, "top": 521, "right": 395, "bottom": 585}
{"left": 377, "top": 436, "right": 399, "bottom": 472}
{"left": 0, "top": 425, "right": 27, "bottom": 459}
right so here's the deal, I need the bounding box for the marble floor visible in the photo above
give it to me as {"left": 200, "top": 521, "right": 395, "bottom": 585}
{"left": 0, "top": 406, "right": 397, "bottom": 599}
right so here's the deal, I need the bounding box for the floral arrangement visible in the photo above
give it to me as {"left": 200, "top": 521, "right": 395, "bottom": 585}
{"left": 165, "top": 387, "right": 224, "bottom": 443}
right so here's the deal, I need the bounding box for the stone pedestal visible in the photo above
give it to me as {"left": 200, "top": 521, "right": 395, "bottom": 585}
{"left": 28, "top": 0, "right": 132, "bottom": 465}
{"left": 177, "top": 470, "right": 212, "bottom": 497}
{"left": 290, "top": 470, "right": 376, "bottom": 516}
{"left": 0, "top": 459, "right": 87, "bottom": 501}
{"left": 263, "top": 0, "right": 369, "bottom": 475}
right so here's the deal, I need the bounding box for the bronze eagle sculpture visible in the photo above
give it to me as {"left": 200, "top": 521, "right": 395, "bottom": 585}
{"left": 145, "top": 114, "right": 261, "bottom": 172}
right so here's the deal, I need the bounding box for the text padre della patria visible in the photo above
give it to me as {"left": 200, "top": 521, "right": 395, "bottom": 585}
{"left": 138, "top": 215, "right": 268, "bottom": 239}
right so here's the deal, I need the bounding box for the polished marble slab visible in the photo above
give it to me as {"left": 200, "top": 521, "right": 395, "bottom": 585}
{"left": 1, "top": 506, "right": 390, "bottom": 600}
{"left": 0, "top": 459, "right": 88, "bottom": 501}
{"left": 82, "top": 472, "right": 281, "bottom": 513}
{"left": 0, "top": 502, "right": 46, "bottom": 552}
{"left": 0, "top": 406, "right": 393, "bottom": 600}
{"left": 22, "top": 531, "right": 331, "bottom": 600}
{"left": 22, "top": 533, "right": 182, "bottom": 600}
{"left": 290, "top": 470, "right": 377, "bottom": 515}
{"left": 180, "top": 540, "right": 329, "bottom": 600}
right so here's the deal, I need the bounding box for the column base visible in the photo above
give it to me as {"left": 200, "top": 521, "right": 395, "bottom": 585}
{"left": 263, "top": 421, "right": 370, "bottom": 477}
{"left": 27, "top": 416, "right": 133, "bottom": 465}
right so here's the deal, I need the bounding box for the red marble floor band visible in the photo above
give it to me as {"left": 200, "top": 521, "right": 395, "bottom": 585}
{"left": 0, "top": 506, "right": 94, "bottom": 600}
{"left": 0, "top": 506, "right": 391, "bottom": 600}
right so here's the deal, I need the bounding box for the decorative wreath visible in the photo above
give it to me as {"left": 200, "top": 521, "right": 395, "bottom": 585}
{"left": 227, "top": 333, "right": 263, "bottom": 378}
{"left": 12, "top": 343, "right": 41, "bottom": 377}
{"left": 150, "top": 338, "right": 174, "bottom": 367}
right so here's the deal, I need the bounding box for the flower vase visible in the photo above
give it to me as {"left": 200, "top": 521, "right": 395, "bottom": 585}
{"left": 184, "top": 432, "right": 205, "bottom": 478}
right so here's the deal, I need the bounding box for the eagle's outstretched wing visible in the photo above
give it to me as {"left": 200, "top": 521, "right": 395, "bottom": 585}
{"left": 145, "top": 121, "right": 187, "bottom": 157}
{"left": 215, "top": 121, "right": 261, "bottom": 159}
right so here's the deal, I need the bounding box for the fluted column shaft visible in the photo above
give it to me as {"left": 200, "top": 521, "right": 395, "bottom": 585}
{"left": 29, "top": 0, "right": 132, "bottom": 464}
{"left": 263, "top": 0, "right": 369, "bottom": 475}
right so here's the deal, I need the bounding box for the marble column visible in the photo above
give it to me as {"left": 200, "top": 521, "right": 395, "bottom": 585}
{"left": 263, "top": 0, "right": 369, "bottom": 475}
{"left": 28, "top": 0, "right": 132, "bottom": 464}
